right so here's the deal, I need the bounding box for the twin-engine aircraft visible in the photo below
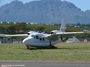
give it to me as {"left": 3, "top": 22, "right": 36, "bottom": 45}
{"left": 0, "top": 24, "right": 89, "bottom": 49}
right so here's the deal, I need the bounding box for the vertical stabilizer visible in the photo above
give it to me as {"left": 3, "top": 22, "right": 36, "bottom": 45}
{"left": 60, "top": 19, "right": 66, "bottom": 32}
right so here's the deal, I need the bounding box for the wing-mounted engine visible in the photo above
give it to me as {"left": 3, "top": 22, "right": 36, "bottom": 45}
{"left": 51, "top": 30, "right": 59, "bottom": 34}
{"left": 27, "top": 31, "right": 37, "bottom": 35}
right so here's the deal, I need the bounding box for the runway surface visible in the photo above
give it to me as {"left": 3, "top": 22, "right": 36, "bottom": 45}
{"left": 0, "top": 61, "right": 90, "bottom": 67}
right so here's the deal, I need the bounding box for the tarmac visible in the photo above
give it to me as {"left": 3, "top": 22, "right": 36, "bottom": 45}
{"left": 0, "top": 61, "right": 90, "bottom": 67}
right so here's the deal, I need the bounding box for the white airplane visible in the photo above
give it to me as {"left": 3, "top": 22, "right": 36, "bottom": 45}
{"left": 0, "top": 24, "right": 89, "bottom": 49}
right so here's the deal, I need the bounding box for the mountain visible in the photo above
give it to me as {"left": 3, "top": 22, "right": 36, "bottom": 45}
{"left": 0, "top": 0, "right": 90, "bottom": 24}
{"left": 85, "top": 10, "right": 90, "bottom": 18}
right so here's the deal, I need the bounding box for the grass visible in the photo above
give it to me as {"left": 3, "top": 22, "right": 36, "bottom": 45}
{"left": 0, "top": 42, "right": 90, "bottom": 61}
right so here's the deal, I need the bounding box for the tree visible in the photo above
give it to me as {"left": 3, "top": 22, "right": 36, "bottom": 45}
{"left": 35, "top": 26, "right": 45, "bottom": 32}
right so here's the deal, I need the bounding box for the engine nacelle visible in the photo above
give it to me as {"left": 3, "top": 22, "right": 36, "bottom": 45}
{"left": 51, "top": 30, "right": 59, "bottom": 34}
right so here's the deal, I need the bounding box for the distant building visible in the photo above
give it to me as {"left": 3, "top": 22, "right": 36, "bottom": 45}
{"left": 84, "top": 39, "right": 88, "bottom": 42}
{"left": 78, "top": 38, "right": 90, "bottom": 42}
{"left": 66, "top": 37, "right": 80, "bottom": 43}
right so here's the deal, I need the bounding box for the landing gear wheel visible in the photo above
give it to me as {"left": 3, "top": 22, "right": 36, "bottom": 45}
{"left": 26, "top": 45, "right": 29, "bottom": 49}
{"left": 26, "top": 45, "right": 32, "bottom": 50}
{"left": 50, "top": 46, "right": 56, "bottom": 48}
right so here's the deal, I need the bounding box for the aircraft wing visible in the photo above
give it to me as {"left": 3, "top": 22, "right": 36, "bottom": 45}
{"left": 0, "top": 34, "right": 28, "bottom": 37}
{"left": 56, "top": 32, "right": 84, "bottom": 34}
{"left": 42, "top": 32, "right": 84, "bottom": 39}
{"left": 83, "top": 30, "right": 90, "bottom": 34}
{"left": 45, "top": 31, "right": 85, "bottom": 41}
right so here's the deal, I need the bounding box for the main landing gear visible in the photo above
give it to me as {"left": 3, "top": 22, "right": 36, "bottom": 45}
{"left": 26, "top": 45, "right": 56, "bottom": 50}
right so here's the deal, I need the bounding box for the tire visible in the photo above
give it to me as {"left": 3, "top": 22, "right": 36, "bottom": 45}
{"left": 26, "top": 45, "right": 30, "bottom": 49}
{"left": 50, "top": 46, "right": 56, "bottom": 48}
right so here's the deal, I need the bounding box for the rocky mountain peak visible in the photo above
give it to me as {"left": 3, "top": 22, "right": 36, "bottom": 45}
{"left": 0, "top": 0, "right": 89, "bottom": 24}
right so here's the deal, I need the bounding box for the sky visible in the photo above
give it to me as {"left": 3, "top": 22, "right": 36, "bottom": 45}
{"left": 0, "top": 0, "right": 90, "bottom": 11}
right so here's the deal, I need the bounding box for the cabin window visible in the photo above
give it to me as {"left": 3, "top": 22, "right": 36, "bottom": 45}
{"left": 42, "top": 38, "right": 45, "bottom": 40}
{"left": 39, "top": 38, "right": 45, "bottom": 41}
{"left": 40, "top": 38, "right": 42, "bottom": 40}
{"left": 31, "top": 35, "right": 35, "bottom": 38}
{"left": 36, "top": 36, "right": 39, "bottom": 39}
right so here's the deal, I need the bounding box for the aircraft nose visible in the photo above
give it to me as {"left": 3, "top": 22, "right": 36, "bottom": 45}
{"left": 22, "top": 39, "right": 26, "bottom": 44}
{"left": 23, "top": 38, "right": 29, "bottom": 44}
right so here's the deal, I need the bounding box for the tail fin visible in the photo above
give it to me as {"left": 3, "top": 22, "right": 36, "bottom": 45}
{"left": 60, "top": 19, "right": 66, "bottom": 32}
